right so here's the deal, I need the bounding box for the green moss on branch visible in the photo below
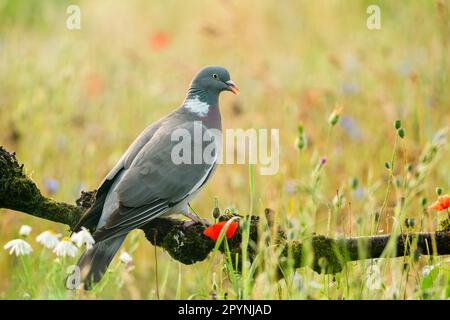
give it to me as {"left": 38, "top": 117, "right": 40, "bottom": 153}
{"left": 0, "top": 147, "right": 82, "bottom": 227}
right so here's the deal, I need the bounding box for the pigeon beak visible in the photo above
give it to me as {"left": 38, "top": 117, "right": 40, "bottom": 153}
{"left": 226, "top": 80, "right": 240, "bottom": 95}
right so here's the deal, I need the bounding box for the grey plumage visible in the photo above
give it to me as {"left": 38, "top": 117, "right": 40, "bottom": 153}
{"left": 73, "top": 66, "right": 238, "bottom": 289}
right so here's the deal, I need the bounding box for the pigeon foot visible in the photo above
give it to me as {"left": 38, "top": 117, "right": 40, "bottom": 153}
{"left": 182, "top": 211, "right": 211, "bottom": 227}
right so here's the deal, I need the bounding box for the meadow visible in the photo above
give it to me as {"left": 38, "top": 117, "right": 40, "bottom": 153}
{"left": 0, "top": 0, "right": 449, "bottom": 299}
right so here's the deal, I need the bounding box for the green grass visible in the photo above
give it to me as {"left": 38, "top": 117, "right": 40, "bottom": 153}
{"left": 0, "top": 0, "right": 449, "bottom": 299}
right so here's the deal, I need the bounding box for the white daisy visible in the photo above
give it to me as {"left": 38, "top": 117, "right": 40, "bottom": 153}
{"left": 308, "top": 280, "right": 323, "bottom": 290}
{"left": 53, "top": 237, "right": 78, "bottom": 257}
{"left": 19, "top": 225, "right": 32, "bottom": 237}
{"left": 71, "top": 227, "right": 95, "bottom": 249}
{"left": 36, "top": 230, "right": 61, "bottom": 249}
{"left": 421, "top": 265, "right": 434, "bottom": 277}
{"left": 366, "top": 264, "right": 382, "bottom": 290}
{"left": 119, "top": 250, "right": 133, "bottom": 264}
{"left": 4, "top": 239, "right": 33, "bottom": 256}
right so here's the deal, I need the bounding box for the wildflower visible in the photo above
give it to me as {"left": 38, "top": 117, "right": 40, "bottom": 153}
{"left": 396, "top": 60, "right": 413, "bottom": 77}
{"left": 36, "top": 230, "right": 61, "bottom": 249}
{"left": 308, "top": 280, "right": 323, "bottom": 289}
{"left": 428, "top": 195, "right": 450, "bottom": 211}
{"left": 340, "top": 80, "right": 359, "bottom": 96}
{"left": 148, "top": 31, "right": 170, "bottom": 51}
{"left": 319, "top": 156, "right": 327, "bottom": 167}
{"left": 19, "top": 225, "right": 32, "bottom": 237}
{"left": 421, "top": 265, "right": 434, "bottom": 277}
{"left": 354, "top": 187, "right": 365, "bottom": 199}
{"left": 44, "top": 178, "right": 59, "bottom": 194}
{"left": 343, "top": 55, "right": 360, "bottom": 73}
{"left": 4, "top": 239, "right": 32, "bottom": 256}
{"left": 71, "top": 227, "right": 95, "bottom": 249}
{"left": 53, "top": 237, "right": 78, "bottom": 257}
{"left": 84, "top": 73, "right": 104, "bottom": 97}
{"left": 284, "top": 180, "right": 296, "bottom": 195}
{"left": 293, "top": 273, "right": 304, "bottom": 290}
{"left": 340, "top": 116, "right": 362, "bottom": 140}
{"left": 203, "top": 220, "right": 238, "bottom": 241}
{"left": 119, "top": 251, "right": 133, "bottom": 265}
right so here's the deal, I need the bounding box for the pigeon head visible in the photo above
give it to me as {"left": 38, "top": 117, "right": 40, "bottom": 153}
{"left": 190, "top": 66, "right": 240, "bottom": 95}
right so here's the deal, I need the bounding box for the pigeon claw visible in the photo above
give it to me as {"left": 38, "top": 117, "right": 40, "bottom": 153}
{"left": 182, "top": 211, "right": 211, "bottom": 227}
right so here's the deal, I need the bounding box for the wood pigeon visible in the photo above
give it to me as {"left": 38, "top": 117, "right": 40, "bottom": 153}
{"left": 73, "top": 66, "right": 239, "bottom": 289}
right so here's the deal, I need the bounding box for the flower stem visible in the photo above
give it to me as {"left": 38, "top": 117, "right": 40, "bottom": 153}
{"left": 376, "top": 135, "right": 398, "bottom": 233}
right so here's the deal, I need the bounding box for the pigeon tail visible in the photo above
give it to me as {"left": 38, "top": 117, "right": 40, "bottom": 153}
{"left": 76, "top": 234, "right": 126, "bottom": 290}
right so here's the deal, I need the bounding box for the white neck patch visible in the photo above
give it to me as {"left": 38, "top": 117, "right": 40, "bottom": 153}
{"left": 184, "top": 96, "right": 210, "bottom": 117}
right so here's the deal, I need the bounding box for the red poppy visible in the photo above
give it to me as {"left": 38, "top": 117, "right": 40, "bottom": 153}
{"left": 428, "top": 195, "right": 450, "bottom": 211}
{"left": 203, "top": 221, "right": 238, "bottom": 241}
{"left": 148, "top": 31, "right": 170, "bottom": 51}
{"left": 84, "top": 73, "right": 104, "bottom": 97}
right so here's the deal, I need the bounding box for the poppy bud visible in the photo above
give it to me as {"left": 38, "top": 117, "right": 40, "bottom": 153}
{"left": 350, "top": 177, "right": 359, "bottom": 190}
{"left": 421, "top": 197, "right": 427, "bottom": 207}
{"left": 329, "top": 106, "right": 343, "bottom": 126}
{"left": 436, "top": 187, "right": 443, "bottom": 196}
{"left": 384, "top": 161, "right": 391, "bottom": 169}
{"left": 374, "top": 211, "right": 380, "bottom": 222}
{"left": 398, "top": 128, "right": 405, "bottom": 139}
{"left": 404, "top": 218, "right": 416, "bottom": 229}
{"left": 329, "top": 113, "right": 340, "bottom": 126}
{"left": 318, "top": 257, "right": 328, "bottom": 270}
{"left": 394, "top": 120, "right": 402, "bottom": 130}
{"left": 296, "top": 125, "right": 307, "bottom": 150}
{"left": 296, "top": 136, "right": 306, "bottom": 150}
{"left": 212, "top": 207, "right": 221, "bottom": 219}
{"left": 264, "top": 208, "right": 275, "bottom": 229}
{"left": 212, "top": 197, "right": 221, "bottom": 219}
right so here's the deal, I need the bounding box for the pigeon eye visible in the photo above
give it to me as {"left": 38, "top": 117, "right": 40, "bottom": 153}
{"left": 212, "top": 74, "right": 219, "bottom": 79}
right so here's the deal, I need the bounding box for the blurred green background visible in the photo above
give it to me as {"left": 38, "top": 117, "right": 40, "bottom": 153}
{"left": 0, "top": 0, "right": 449, "bottom": 299}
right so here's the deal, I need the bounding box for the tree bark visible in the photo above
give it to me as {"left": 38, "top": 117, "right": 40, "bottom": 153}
{"left": 1, "top": 146, "right": 449, "bottom": 274}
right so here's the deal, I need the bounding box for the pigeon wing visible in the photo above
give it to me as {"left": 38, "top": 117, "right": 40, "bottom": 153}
{"left": 74, "top": 121, "right": 163, "bottom": 232}
{"left": 93, "top": 121, "right": 218, "bottom": 241}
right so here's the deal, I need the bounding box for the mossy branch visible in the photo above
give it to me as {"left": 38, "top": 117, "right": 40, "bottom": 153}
{"left": 1, "top": 146, "right": 449, "bottom": 274}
